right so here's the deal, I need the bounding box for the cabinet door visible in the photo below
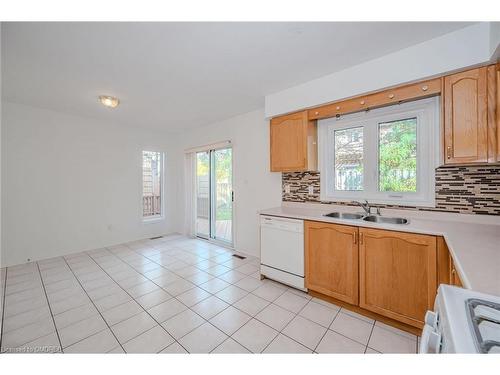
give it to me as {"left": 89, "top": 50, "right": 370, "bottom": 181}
{"left": 359, "top": 228, "right": 437, "bottom": 328}
{"left": 444, "top": 67, "right": 488, "bottom": 164}
{"left": 496, "top": 65, "right": 500, "bottom": 162}
{"left": 305, "top": 221, "right": 359, "bottom": 305}
{"left": 487, "top": 65, "right": 498, "bottom": 162}
{"left": 270, "top": 111, "right": 308, "bottom": 172}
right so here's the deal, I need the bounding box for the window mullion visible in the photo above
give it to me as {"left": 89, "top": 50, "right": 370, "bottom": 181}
{"left": 363, "top": 121, "right": 378, "bottom": 197}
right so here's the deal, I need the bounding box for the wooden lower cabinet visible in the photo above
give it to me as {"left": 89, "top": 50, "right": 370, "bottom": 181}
{"left": 305, "top": 221, "right": 359, "bottom": 305}
{"left": 437, "top": 237, "right": 451, "bottom": 286}
{"left": 437, "top": 236, "right": 464, "bottom": 288}
{"left": 358, "top": 228, "right": 437, "bottom": 328}
{"left": 450, "top": 260, "right": 464, "bottom": 287}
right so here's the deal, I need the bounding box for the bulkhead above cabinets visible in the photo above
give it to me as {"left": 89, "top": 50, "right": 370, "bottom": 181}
{"left": 307, "top": 78, "right": 441, "bottom": 121}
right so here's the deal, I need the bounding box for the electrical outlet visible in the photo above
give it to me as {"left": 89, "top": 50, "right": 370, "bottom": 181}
{"left": 308, "top": 185, "right": 314, "bottom": 195}
{"left": 284, "top": 184, "right": 291, "bottom": 194}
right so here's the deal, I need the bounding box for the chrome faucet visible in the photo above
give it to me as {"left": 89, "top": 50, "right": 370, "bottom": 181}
{"left": 351, "top": 200, "right": 371, "bottom": 215}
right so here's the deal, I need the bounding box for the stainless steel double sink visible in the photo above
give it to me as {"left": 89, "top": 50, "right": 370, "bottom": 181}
{"left": 323, "top": 211, "right": 409, "bottom": 225}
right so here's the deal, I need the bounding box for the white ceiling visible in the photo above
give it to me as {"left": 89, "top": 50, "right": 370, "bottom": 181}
{"left": 1, "top": 22, "right": 474, "bottom": 132}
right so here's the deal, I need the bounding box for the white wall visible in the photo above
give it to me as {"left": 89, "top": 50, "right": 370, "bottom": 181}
{"left": 265, "top": 23, "right": 493, "bottom": 117}
{"left": 174, "top": 108, "right": 282, "bottom": 257}
{"left": 0, "top": 25, "right": 2, "bottom": 270}
{"left": 490, "top": 22, "right": 500, "bottom": 60}
{"left": 0, "top": 23, "right": 3, "bottom": 343}
{"left": 1, "top": 102, "right": 178, "bottom": 266}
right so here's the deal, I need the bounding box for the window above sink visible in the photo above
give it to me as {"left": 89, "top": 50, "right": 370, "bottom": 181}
{"left": 318, "top": 97, "right": 439, "bottom": 207}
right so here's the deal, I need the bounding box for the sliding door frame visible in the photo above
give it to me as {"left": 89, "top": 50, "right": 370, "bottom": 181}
{"left": 195, "top": 145, "right": 234, "bottom": 248}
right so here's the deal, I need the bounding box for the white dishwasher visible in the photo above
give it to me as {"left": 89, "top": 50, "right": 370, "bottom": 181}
{"left": 260, "top": 215, "right": 306, "bottom": 290}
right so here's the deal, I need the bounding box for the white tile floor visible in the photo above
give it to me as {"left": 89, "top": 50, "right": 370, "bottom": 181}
{"left": 0, "top": 234, "right": 419, "bottom": 353}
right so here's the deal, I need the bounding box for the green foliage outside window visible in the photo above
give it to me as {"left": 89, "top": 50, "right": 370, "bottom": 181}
{"left": 378, "top": 118, "right": 417, "bottom": 192}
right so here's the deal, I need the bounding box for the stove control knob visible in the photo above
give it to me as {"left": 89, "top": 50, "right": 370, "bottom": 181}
{"left": 424, "top": 310, "right": 438, "bottom": 328}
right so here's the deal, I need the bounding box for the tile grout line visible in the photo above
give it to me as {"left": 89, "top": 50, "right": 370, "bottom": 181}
{"left": 0, "top": 268, "right": 8, "bottom": 351}
{"left": 255, "top": 288, "right": 292, "bottom": 353}
{"left": 11, "top": 270, "right": 380, "bottom": 352}
{"left": 2, "top": 268, "right": 62, "bottom": 351}
{"left": 211, "top": 284, "right": 331, "bottom": 353}
{"left": 0, "top": 237, "right": 257, "bottom": 354}
{"left": 310, "top": 304, "right": 342, "bottom": 354}
{"left": 112, "top": 244, "right": 206, "bottom": 288}
{"left": 364, "top": 322, "right": 377, "bottom": 353}
{"left": 36, "top": 262, "right": 64, "bottom": 353}
{"left": 61, "top": 257, "right": 126, "bottom": 353}
{"left": 256, "top": 295, "right": 377, "bottom": 354}
{"left": 259, "top": 293, "right": 325, "bottom": 353}
{"left": 127, "top": 256, "right": 253, "bottom": 353}
{"left": 84, "top": 249, "right": 191, "bottom": 353}
{"left": 121, "top": 241, "right": 261, "bottom": 350}
{"left": 123, "top": 241, "right": 266, "bottom": 353}
{"left": 211, "top": 285, "right": 287, "bottom": 353}
{"left": 7, "top": 236, "right": 402, "bottom": 354}
{"left": 129, "top": 239, "right": 256, "bottom": 285}
{"left": 63, "top": 294, "right": 145, "bottom": 334}
{"left": 90, "top": 246, "right": 226, "bottom": 351}
{"left": 221, "top": 287, "right": 311, "bottom": 353}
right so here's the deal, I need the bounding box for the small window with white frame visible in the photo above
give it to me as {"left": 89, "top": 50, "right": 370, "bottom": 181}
{"left": 318, "top": 97, "right": 439, "bottom": 207}
{"left": 142, "top": 150, "right": 164, "bottom": 219}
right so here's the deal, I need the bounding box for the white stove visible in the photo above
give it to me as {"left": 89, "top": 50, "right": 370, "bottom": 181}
{"left": 420, "top": 285, "right": 500, "bottom": 353}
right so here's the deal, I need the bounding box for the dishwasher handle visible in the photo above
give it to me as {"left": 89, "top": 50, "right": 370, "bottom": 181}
{"left": 260, "top": 216, "right": 304, "bottom": 233}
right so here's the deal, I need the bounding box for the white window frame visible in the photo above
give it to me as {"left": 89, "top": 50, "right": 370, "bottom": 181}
{"left": 318, "top": 97, "right": 439, "bottom": 207}
{"left": 142, "top": 150, "right": 165, "bottom": 223}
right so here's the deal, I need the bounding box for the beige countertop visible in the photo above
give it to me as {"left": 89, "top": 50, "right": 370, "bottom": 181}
{"left": 259, "top": 203, "right": 500, "bottom": 297}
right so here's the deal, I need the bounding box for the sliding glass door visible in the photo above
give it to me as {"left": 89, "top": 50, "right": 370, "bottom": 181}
{"left": 196, "top": 147, "right": 233, "bottom": 245}
{"left": 213, "top": 148, "right": 233, "bottom": 243}
{"left": 196, "top": 151, "right": 210, "bottom": 239}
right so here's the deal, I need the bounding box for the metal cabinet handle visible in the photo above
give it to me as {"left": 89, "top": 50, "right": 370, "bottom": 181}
{"left": 353, "top": 232, "right": 357, "bottom": 244}
{"left": 359, "top": 232, "right": 364, "bottom": 245}
{"left": 447, "top": 146, "right": 452, "bottom": 159}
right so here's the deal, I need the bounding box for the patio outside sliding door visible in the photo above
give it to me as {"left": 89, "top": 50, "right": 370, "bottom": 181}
{"left": 195, "top": 147, "right": 233, "bottom": 246}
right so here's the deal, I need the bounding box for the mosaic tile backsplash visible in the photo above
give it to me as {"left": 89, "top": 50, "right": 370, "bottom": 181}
{"left": 282, "top": 165, "right": 500, "bottom": 215}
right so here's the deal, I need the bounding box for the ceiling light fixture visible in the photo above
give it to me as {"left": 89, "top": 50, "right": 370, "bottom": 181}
{"left": 98, "top": 95, "right": 120, "bottom": 108}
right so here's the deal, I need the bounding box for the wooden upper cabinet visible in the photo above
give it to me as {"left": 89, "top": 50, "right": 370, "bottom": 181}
{"left": 496, "top": 64, "right": 500, "bottom": 162}
{"left": 358, "top": 228, "right": 437, "bottom": 328}
{"left": 270, "top": 111, "right": 317, "bottom": 172}
{"left": 444, "top": 67, "right": 489, "bottom": 164}
{"left": 486, "top": 65, "right": 498, "bottom": 162}
{"left": 305, "top": 221, "right": 359, "bottom": 305}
